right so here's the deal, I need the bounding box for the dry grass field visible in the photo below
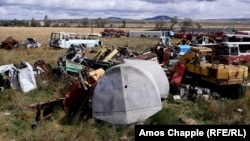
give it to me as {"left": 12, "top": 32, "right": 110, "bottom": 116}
{"left": 0, "top": 27, "right": 158, "bottom": 65}
{"left": 0, "top": 26, "right": 250, "bottom": 141}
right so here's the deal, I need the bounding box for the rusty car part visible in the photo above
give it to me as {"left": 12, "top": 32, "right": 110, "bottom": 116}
{"left": 33, "top": 60, "right": 52, "bottom": 81}
{"left": 29, "top": 97, "right": 65, "bottom": 109}
{"left": 0, "top": 36, "right": 20, "bottom": 49}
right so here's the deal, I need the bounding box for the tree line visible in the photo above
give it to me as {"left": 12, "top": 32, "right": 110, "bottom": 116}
{"left": 0, "top": 16, "right": 202, "bottom": 31}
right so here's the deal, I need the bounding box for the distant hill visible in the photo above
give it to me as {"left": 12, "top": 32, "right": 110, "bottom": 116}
{"left": 104, "top": 16, "right": 250, "bottom": 22}
{"left": 144, "top": 15, "right": 172, "bottom": 20}
{"left": 105, "top": 17, "right": 132, "bottom": 21}
{"left": 104, "top": 15, "right": 172, "bottom": 21}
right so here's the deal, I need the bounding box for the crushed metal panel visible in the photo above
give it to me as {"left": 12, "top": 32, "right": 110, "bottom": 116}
{"left": 0, "top": 64, "right": 18, "bottom": 89}
{"left": 0, "top": 64, "right": 15, "bottom": 74}
{"left": 66, "top": 59, "right": 83, "bottom": 73}
{"left": 25, "top": 38, "right": 42, "bottom": 48}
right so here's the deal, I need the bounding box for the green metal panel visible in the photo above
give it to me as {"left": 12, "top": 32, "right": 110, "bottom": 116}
{"left": 66, "top": 60, "right": 83, "bottom": 73}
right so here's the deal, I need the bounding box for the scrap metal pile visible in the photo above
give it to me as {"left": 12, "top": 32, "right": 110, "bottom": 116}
{"left": 0, "top": 36, "right": 41, "bottom": 49}
{"left": 24, "top": 38, "right": 41, "bottom": 48}
{"left": 56, "top": 44, "right": 170, "bottom": 125}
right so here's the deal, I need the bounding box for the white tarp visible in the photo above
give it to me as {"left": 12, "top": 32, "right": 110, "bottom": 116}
{"left": 121, "top": 59, "right": 169, "bottom": 99}
{"left": 0, "top": 62, "right": 37, "bottom": 93}
{"left": 92, "top": 60, "right": 163, "bottom": 125}
{"left": 18, "top": 62, "right": 37, "bottom": 93}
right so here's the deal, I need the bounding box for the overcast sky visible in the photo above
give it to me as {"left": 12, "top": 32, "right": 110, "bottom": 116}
{"left": 0, "top": 0, "right": 249, "bottom": 20}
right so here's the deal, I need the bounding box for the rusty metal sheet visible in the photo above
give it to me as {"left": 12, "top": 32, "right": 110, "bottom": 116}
{"left": 131, "top": 52, "right": 157, "bottom": 60}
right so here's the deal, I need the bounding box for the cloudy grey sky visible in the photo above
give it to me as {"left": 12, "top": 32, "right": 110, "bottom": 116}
{"left": 0, "top": 0, "right": 249, "bottom": 20}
